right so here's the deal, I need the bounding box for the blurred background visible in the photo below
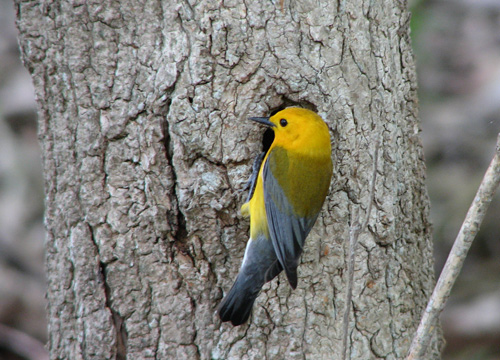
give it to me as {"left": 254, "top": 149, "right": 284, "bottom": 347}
{"left": 412, "top": 1, "right": 500, "bottom": 358}
{"left": 0, "top": 0, "right": 499, "bottom": 359}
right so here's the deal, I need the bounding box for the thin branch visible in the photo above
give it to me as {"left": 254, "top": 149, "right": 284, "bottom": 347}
{"left": 0, "top": 323, "right": 48, "bottom": 360}
{"left": 342, "top": 140, "right": 379, "bottom": 360}
{"left": 407, "top": 133, "right": 500, "bottom": 359}
{"left": 341, "top": 207, "right": 358, "bottom": 360}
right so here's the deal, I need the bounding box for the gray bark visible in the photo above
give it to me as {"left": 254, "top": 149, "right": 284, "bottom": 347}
{"left": 16, "top": 0, "right": 442, "bottom": 359}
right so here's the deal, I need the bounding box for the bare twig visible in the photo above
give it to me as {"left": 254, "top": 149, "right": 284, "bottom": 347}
{"left": 0, "top": 323, "right": 48, "bottom": 360}
{"left": 342, "top": 140, "right": 379, "bottom": 360}
{"left": 407, "top": 133, "right": 500, "bottom": 359}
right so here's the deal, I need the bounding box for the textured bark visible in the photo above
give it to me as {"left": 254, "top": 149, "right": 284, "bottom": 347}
{"left": 16, "top": 0, "right": 442, "bottom": 359}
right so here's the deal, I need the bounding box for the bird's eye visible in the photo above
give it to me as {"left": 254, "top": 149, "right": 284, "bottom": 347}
{"left": 280, "top": 119, "right": 288, "bottom": 127}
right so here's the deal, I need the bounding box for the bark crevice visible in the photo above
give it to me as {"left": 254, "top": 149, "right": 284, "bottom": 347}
{"left": 100, "top": 261, "right": 128, "bottom": 360}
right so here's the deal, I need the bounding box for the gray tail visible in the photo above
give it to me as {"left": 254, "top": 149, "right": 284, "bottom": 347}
{"left": 218, "top": 235, "right": 282, "bottom": 326}
{"left": 218, "top": 272, "right": 262, "bottom": 326}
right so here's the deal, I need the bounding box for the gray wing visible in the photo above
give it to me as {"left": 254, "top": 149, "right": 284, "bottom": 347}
{"left": 244, "top": 152, "right": 266, "bottom": 203}
{"left": 262, "top": 154, "right": 318, "bottom": 289}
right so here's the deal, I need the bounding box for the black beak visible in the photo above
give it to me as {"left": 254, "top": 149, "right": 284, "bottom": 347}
{"left": 249, "top": 117, "right": 275, "bottom": 127}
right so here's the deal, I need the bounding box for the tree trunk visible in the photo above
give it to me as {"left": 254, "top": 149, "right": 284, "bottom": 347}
{"left": 16, "top": 0, "right": 442, "bottom": 358}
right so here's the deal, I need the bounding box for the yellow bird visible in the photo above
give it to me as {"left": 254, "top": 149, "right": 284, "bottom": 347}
{"left": 218, "top": 107, "right": 333, "bottom": 326}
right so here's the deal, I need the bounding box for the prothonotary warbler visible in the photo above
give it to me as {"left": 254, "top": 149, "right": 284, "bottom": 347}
{"left": 218, "top": 107, "right": 333, "bottom": 326}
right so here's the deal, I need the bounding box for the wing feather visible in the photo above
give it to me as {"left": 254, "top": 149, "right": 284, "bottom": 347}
{"left": 262, "top": 149, "right": 319, "bottom": 289}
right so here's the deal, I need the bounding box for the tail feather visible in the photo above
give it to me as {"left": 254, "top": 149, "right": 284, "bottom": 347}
{"left": 218, "top": 235, "right": 282, "bottom": 326}
{"left": 218, "top": 273, "right": 261, "bottom": 326}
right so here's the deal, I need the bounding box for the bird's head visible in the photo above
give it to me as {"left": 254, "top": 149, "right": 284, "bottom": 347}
{"left": 249, "top": 107, "right": 331, "bottom": 154}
